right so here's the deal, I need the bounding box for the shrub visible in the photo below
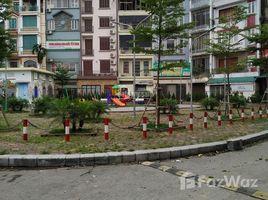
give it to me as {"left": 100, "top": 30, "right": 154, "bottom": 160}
{"left": 160, "top": 98, "right": 178, "bottom": 114}
{"left": 230, "top": 92, "right": 246, "bottom": 108}
{"left": 8, "top": 97, "right": 28, "bottom": 111}
{"left": 201, "top": 97, "right": 219, "bottom": 110}
{"left": 249, "top": 93, "right": 262, "bottom": 103}
{"left": 32, "top": 96, "right": 55, "bottom": 114}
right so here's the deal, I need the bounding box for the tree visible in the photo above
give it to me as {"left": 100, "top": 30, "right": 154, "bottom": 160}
{"left": 32, "top": 44, "right": 47, "bottom": 67}
{"left": 0, "top": 0, "right": 12, "bottom": 66}
{"left": 131, "top": 0, "right": 193, "bottom": 126}
{"left": 206, "top": 6, "right": 248, "bottom": 113}
{"left": 54, "top": 66, "right": 73, "bottom": 97}
{"left": 246, "top": 24, "right": 268, "bottom": 75}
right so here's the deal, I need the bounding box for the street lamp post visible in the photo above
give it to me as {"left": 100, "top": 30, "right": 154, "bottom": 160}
{"left": 111, "top": 15, "right": 150, "bottom": 117}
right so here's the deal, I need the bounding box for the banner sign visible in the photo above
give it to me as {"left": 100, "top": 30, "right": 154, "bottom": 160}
{"left": 46, "top": 41, "right": 80, "bottom": 50}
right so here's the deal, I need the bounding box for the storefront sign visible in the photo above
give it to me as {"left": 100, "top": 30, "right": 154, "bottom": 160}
{"left": 46, "top": 41, "right": 80, "bottom": 50}
{"left": 231, "top": 84, "right": 254, "bottom": 92}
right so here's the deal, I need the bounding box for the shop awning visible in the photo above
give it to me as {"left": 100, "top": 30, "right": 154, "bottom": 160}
{"left": 207, "top": 76, "right": 257, "bottom": 85}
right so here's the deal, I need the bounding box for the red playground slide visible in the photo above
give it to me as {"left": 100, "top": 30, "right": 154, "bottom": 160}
{"left": 112, "top": 98, "right": 126, "bottom": 107}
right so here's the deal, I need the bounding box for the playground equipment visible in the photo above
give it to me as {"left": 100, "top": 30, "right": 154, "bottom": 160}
{"left": 112, "top": 98, "right": 126, "bottom": 107}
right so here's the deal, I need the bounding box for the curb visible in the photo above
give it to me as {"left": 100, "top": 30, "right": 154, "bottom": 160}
{"left": 0, "top": 130, "right": 268, "bottom": 168}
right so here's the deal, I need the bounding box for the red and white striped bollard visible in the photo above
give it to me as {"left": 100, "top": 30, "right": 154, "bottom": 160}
{"left": 143, "top": 117, "right": 148, "bottom": 139}
{"left": 168, "top": 115, "right": 173, "bottom": 135}
{"left": 229, "top": 109, "right": 233, "bottom": 125}
{"left": 104, "top": 118, "right": 109, "bottom": 141}
{"left": 218, "top": 111, "right": 222, "bottom": 126}
{"left": 259, "top": 107, "right": 263, "bottom": 119}
{"left": 22, "top": 119, "right": 28, "bottom": 141}
{"left": 204, "top": 112, "right": 208, "bottom": 129}
{"left": 189, "top": 113, "right": 193, "bottom": 130}
{"left": 251, "top": 108, "right": 255, "bottom": 120}
{"left": 241, "top": 108, "right": 245, "bottom": 122}
{"left": 64, "top": 118, "right": 70, "bottom": 142}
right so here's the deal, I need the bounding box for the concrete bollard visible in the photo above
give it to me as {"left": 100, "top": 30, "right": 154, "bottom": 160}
{"left": 22, "top": 119, "right": 28, "bottom": 141}
{"left": 104, "top": 118, "right": 109, "bottom": 141}
{"left": 143, "top": 117, "right": 148, "bottom": 139}
{"left": 204, "top": 112, "right": 208, "bottom": 129}
{"left": 241, "top": 108, "right": 245, "bottom": 122}
{"left": 168, "top": 115, "right": 173, "bottom": 135}
{"left": 64, "top": 118, "right": 70, "bottom": 142}
{"left": 251, "top": 108, "right": 255, "bottom": 120}
{"left": 259, "top": 107, "right": 263, "bottom": 119}
{"left": 218, "top": 111, "right": 222, "bottom": 126}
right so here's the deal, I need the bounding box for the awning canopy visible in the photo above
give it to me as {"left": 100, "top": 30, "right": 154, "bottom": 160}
{"left": 207, "top": 76, "right": 257, "bottom": 85}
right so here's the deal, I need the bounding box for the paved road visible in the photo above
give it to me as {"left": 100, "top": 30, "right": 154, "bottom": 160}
{"left": 0, "top": 140, "right": 267, "bottom": 200}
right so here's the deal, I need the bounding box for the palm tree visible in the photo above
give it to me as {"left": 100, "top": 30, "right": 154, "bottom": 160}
{"left": 32, "top": 43, "right": 47, "bottom": 67}
{"left": 54, "top": 66, "right": 73, "bottom": 97}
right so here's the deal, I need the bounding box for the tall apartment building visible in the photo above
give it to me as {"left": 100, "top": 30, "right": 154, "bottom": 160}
{"left": 188, "top": 0, "right": 264, "bottom": 98}
{"left": 0, "top": 0, "right": 54, "bottom": 103}
{"left": 117, "top": 0, "right": 154, "bottom": 97}
{"left": 155, "top": 0, "right": 190, "bottom": 100}
{"left": 77, "top": 0, "right": 117, "bottom": 96}
{"left": 45, "top": 0, "right": 80, "bottom": 95}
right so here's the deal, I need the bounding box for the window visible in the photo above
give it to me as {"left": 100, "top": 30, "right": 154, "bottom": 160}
{"left": 10, "top": 38, "right": 17, "bottom": 51}
{"left": 9, "top": 18, "right": 17, "bottom": 29}
{"left": 219, "top": 57, "right": 238, "bottom": 68}
{"left": 24, "top": 60, "right": 37, "bottom": 67}
{"left": 123, "top": 61, "right": 129, "bottom": 74}
{"left": 82, "top": 85, "right": 101, "bottom": 95}
{"left": 119, "top": 0, "right": 144, "bottom": 10}
{"left": 167, "top": 39, "right": 175, "bottom": 49}
{"left": 134, "top": 61, "right": 140, "bottom": 76}
{"left": 100, "top": 37, "right": 110, "bottom": 50}
{"left": 100, "top": 60, "right": 110, "bottom": 73}
{"left": 9, "top": 61, "right": 18, "bottom": 68}
{"left": 69, "top": 0, "right": 79, "bottom": 8}
{"left": 71, "top": 19, "right": 79, "bottom": 30}
{"left": 99, "top": 0, "right": 109, "bottom": 8}
{"left": 248, "top": 1, "right": 256, "bottom": 14}
{"left": 192, "top": 56, "right": 209, "bottom": 76}
{"left": 83, "top": 60, "right": 93, "bottom": 75}
{"left": 99, "top": 17, "right": 110, "bottom": 28}
{"left": 144, "top": 61, "right": 149, "bottom": 76}
{"left": 192, "top": 9, "right": 209, "bottom": 28}
{"left": 23, "top": 35, "right": 37, "bottom": 50}
{"left": 219, "top": 7, "right": 235, "bottom": 23}
{"left": 52, "top": 0, "right": 68, "bottom": 8}
{"left": 84, "top": 19, "right": 93, "bottom": 32}
{"left": 13, "top": 2, "right": 19, "bottom": 12}
{"left": 84, "top": 1, "right": 93, "bottom": 13}
{"left": 47, "top": 20, "right": 55, "bottom": 31}
{"left": 23, "top": 16, "right": 37, "bottom": 27}
{"left": 192, "top": 33, "right": 209, "bottom": 53}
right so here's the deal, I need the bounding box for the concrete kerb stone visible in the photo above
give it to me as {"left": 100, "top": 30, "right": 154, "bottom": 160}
{"left": 121, "top": 151, "right": 136, "bottom": 163}
{"left": 227, "top": 139, "right": 243, "bottom": 151}
{"left": 9, "top": 155, "right": 37, "bottom": 167}
{"left": 80, "top": 154, "right": 95, "bottom": 166}
{"left": 37, "top": 155, "right": 65, "bottom": 167}
{"left": 65, "top": 154, "right": 81, "bottom": 167}
{"left": 135, "top": 150, "right": 150, "bottom": 162}
{"left": 170, "top": 147, "right": 182, "bottom": 159}
{"left": 0, "top": 155, "right": 9, "bottom": 167}
{"left": 94, "top": 153, "right": 109, "bottom": 165}
{"left": 107, "top": 152, "right": 123, "bottom": 164}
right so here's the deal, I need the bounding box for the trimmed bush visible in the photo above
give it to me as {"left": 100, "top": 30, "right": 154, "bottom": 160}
{"left": 249, "top": 93, "right": 262, "bottom": 103}
{"left": 7, "top": 97, "right": 28, "bottom": 111}
{"left": 201, "top": 97, "right": 219, "bottom": 110}
{"left": 230, "top": 92, "right": 247, "bottom": 108}
{"left": 160, "top": 98, "right": 178, "bottom": 114}
{"left": 32, "top": 96, "right": 55, "bottom": 114}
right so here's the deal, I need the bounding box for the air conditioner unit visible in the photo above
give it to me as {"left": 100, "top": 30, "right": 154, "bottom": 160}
{"left": 46, "top": 8, "right": 51, "bottom": 13}
{"left": 120, "top": 50, "right": 125, "bottom": 54}
{"left": 110, "top": 53, "right": 115, "bottom": 58}
{"left": 110, "top": 59, "right": 116, "bottom": 65}
{"left": 109, "top": 22, "right": 115, "bottom": 27}
{"left": 110, "top": 38, "right": 115, "bottom": 43}
{"left": 110, "top": 29, "right": 115, "bottom": 35}
{"left": 48, "top": 30, "right": 53, "bottom": 34}
{"left": 110, "top": 44, "right": 115, "bottom": 50}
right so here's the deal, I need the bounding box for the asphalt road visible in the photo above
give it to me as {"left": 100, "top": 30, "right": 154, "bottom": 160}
{"left": 0, "top": 140, "right": 267, "bottom": 200}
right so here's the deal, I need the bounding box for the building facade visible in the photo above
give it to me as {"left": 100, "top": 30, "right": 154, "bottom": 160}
{"left": 45, "top": 0, "right": 80, "bottom": 96}
{"left": 77, "top": 0, "right": 117, "bottom": 97}
{"left": 0, "top": 0, "right": 54, "bottom": 103}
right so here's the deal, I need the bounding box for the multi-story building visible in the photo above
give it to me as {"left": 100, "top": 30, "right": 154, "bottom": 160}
{"left": 155, "top": 0, "right": 190, "bottom": 101}
{"left": 45, "top": 0, "right": 80, "bottom": 96}
{"left": 206, "top": 0, "right": 262, "bottom": 98}
{"left": 117, "top": 0, "right": 154, "bottom": 97}
{"left": 77, "top": 0, "right": 117, "bottom": 97}
{"left": 0, "top": 0, "right": 54, "bottom": 103}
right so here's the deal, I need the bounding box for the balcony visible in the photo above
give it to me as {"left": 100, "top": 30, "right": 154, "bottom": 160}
{"left": 82, "top": 49, "right": 94, "bottom": 56}
{"left": 81, "top": 7, "right": 93, "bottom": 14}
{"left": 20, "top": 27, "right": 39, "bottom": 32}
{"left": 191, "top": 0, "right": 209, "bottom": 10}
{"left": 20, "top": 5, "right": 38, "bottom": 12}
{"left": 78, "top": 71, "right": 117, "bottom": 80}
{"left": 81, "top": 26, "right": 94, "bottom": 33}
